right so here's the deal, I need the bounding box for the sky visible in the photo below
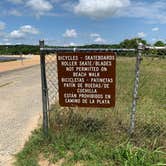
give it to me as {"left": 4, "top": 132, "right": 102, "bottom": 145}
{"left": 0, "top": 0, "right": 166, "bottom": 46}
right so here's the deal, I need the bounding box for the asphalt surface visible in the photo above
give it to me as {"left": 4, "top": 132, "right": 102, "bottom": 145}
{"left": 0, "top": 65, "right": 42, "bottom": 165}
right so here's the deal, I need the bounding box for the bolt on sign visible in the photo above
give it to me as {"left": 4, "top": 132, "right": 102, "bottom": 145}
{"left": 57, "top": 52, "right": 116, "bottom": 107}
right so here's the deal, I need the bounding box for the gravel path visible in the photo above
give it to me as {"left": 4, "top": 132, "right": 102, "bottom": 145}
{"left": 0, "top": 65, "right": 42, "bottom": 166}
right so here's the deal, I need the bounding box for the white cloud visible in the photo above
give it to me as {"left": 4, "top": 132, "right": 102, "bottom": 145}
{"left": 3, "top": 38, "right": 9, "bottom": 42}
{"left": 69, "top": 42, "right": 76, "bottom": 46}
{"left": 63, "top": 42, "right": 78, "bottom": 47}
{"left": 90, "top": 33, "right": 106, "bottom": 43}
{"left": 94, "top": 37, "right": 106, "bottom": 43}
{"left": 20, "top": 25, "right": 39, "bottom": 34}
{"left": 9, "top": 9, "right": 22, "bottom": 16}
{"left": 0, "top": 22, "right": 6, "bottom": 31}
{"left": 118, "top": 1, "right": 166, "bottom": 24}
{"left": 10, "top": 30, "right": 25, "bottom": 39}
{"left": 0, "top": 32, "right": 6, "bottom": 38}
{"left": 5, "top": 42, "right": 12, "bottom": 45}
{"left": 74, "top": 0, "right": 130, "bottom": 19}
{"left": 10, "top": 25, "right": 39, "bottom": 39}
{"left": 152, "top": 27, "right": 159, "bottom": 31}
{"left": 137, "top": 32, "right": 146, "bottom": 38}
{"left": 26, "top": 0, "right": 53, "bottom": 16}
{"left": 72, "top": 0, "right": 166, "bottom": 23}
{"left": 50, "top": 0, "right": 65, "bottom": 3}
{"left": 90, "top": 33, "right": 100, "bottom": 38}
{"left": 63, "top": 29, "right": 77, "bottom": 38}
{"left": 8, "top": 0, "right": 54, "bottom": 17}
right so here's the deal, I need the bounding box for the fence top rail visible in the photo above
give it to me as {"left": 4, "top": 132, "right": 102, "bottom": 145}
{"left": 40, "top": 47, "right": 136, "bottom": 53}
{"left": 145, "top": 46, "right": 166, "bottom": 50}
{"left": 39, "top": 46, "right": 166, "bottom": 54}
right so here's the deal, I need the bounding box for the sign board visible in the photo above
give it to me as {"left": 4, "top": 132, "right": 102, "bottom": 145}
{"left": 57, "top": 52, "right": 116, "bottom": 107}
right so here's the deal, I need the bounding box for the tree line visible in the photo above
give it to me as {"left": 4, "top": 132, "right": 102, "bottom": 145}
{"left": 0, "top": 45, "right": 39, "bottom": 55}
{"left": 0, "top": 38, "right": 165, "bottom": 57}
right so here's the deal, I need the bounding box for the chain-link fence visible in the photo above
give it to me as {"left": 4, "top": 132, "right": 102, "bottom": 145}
{"left": 45, "top": 54, "right": 58, "bottom": 106}
{"left": 40, "top": 41, "right": 166, "bottom": 150}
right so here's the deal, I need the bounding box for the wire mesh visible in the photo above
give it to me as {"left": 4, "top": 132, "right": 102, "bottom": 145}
{"left": 132, "top": 52, "right": 166, "bottom": 148}
{"left": 45, "top": 53, "right": 58, "bottom": 108}
{"left": 42, "top": 48, "right": 166, "bottom": 150}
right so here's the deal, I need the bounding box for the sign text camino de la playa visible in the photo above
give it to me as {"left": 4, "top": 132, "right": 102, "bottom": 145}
{"left": 57, "top": 52, "right": 116, "bottom": 107}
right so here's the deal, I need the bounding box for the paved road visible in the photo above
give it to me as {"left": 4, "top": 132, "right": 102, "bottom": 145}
{"left": 0, "top": 66, "right": 42, "bottom": 166}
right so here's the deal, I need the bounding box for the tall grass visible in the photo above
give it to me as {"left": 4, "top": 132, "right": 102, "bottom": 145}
{"left": 15, "top": 57, "right": 166, "bottom": 166}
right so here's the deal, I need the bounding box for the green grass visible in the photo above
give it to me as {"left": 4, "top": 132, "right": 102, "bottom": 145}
{"left": 15, "top": 57, "right": 166, "bottom": 166}
{"left": 15, "top": 129, "right": 166, "bottom": 166}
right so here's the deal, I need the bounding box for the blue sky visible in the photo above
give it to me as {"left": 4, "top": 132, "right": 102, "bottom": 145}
{"left": 0, "top": 0, "right": 166, "bottom": 46}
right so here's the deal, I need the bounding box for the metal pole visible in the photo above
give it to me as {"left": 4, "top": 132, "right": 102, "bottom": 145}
{"left": 39, "top": 40, "right": 48, "bottom": 136}
{"left": 129, "top": 43, "right": 143, "bottom": 136}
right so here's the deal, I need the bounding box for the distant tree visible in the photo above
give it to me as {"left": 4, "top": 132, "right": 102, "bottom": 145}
{"left": 153, "top": 41, "right": 166, "bottom": 59}
{"left": 120, "top": 38, "right": 147, "bottom": 49}
{"left": 0, "top": 45, "right": 39, "bottom": 55}
{"left": 154, "top": 41, "right": 165, "bottom": 47}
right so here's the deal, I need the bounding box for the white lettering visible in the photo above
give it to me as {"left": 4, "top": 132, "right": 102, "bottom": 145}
{"left": 73, "top": 72, "right": 87, "bottom": 77}
{"left": 58, "top": 56, "right": 78, "bottom": 61}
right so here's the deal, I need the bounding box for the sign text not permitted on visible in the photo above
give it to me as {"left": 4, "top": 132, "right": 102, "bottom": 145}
{"left": 57, "top": 52, "right": 116, "bottom": 107}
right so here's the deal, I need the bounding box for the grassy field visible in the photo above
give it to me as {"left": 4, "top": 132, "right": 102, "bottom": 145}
{"left": 15, "top": 57, "right": 166, "bottom": 166}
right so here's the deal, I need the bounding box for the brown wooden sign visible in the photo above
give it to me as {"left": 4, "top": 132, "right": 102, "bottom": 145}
{"left": 57, "top": 52, "right": 116, "bottom": 107}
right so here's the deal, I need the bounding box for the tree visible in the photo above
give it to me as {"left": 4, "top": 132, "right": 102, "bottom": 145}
{"left": 154, "top": 41, "right": 165, "bottom": 47}
{"left": 120, "top": 38, "right": 147, "bottom": 49}
{"left": 153, "top": 41, "right": 166, "bottom": 59}
{"left": 0, "top": 45, "right": 39, "bottom": 55}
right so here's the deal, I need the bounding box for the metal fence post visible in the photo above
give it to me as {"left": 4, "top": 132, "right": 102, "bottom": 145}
{"left": 39, "top": 40, "right": 48, "bottom": 136}
{"left": 129, "top": 43, "right": 143, "bottom": 136}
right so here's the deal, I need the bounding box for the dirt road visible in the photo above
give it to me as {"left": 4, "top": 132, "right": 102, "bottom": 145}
{"left": 0, "top": 65, "right": 42, "bottom": 165}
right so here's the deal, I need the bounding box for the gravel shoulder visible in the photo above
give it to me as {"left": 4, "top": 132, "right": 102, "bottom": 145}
{"left": 0, "top": 65, "right": 42, "bottom": 166}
